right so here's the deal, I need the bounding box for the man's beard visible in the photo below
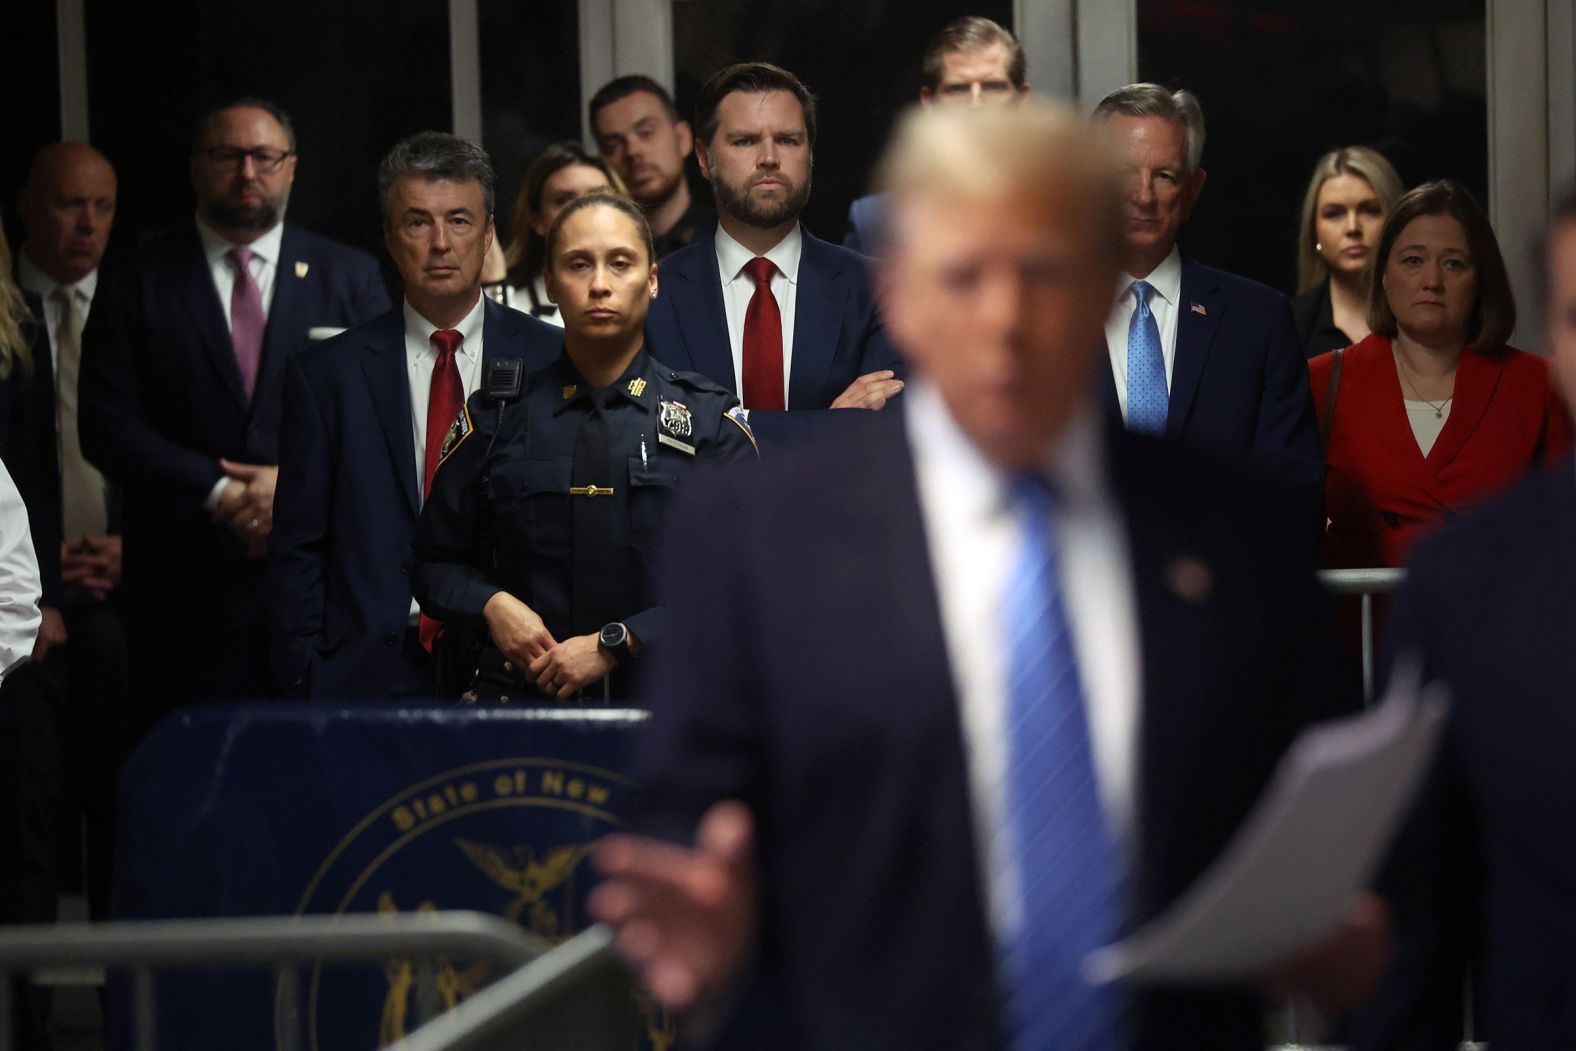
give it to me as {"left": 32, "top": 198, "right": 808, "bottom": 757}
{"left": 206, "top": 186, "right": 286, "bottom": 233}
{"left": 712, "top": 170, "right": 811, "bottom": 229}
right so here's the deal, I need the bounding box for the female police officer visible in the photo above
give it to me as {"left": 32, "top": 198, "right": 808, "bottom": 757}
{"left": 412, "top": 192, "right": 756, "bottom": 701}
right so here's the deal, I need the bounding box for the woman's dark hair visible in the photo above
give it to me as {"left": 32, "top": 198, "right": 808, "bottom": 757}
{"left": 503, "top": 143, "right": 625, "bottom": 288}
{"left": 544, "top": 191, "right": 656, "bottom": 270}
{"left": 1369, "top": 178, "right": 1516, "bottom": 350}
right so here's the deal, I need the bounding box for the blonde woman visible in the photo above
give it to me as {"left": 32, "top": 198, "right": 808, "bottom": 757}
{"left": 0, "top": 220, "right": 60, "bottom": 661}
{"left": 1292, "top": 146, "right": 1404, "bottom": 358}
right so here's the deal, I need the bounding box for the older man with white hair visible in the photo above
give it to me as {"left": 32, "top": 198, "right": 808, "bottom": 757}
{"left": 1092, "top": 84, "right": 1320, "bottom": 489}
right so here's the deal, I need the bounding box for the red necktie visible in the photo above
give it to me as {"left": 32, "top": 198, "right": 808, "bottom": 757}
{"left": 420, "top": 328, "right": 465, "bottom": 651}
{"left": 741, "top": 257, "right": 785, "bottom": 411}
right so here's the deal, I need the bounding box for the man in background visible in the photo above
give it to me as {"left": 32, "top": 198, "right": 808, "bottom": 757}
{"left": 644, "top": 62, "right": 902, "bottom": 448}
{"left": 843, "top": 15, "right": 1029, "bottom": 256}
{"left": 1091, "top": 84, "right": 1320, "bottom": 487}
{"left": 14, "top": 141, "right": 128, "bottom": 925}
{"left": 268, "top": 132, "right": 559, "bottom": 699}
{"left": 590, "top": 76, "right": 713, "bottom": 258}
{"left": 80, "top": 98, "right": 390, "bottom": 735}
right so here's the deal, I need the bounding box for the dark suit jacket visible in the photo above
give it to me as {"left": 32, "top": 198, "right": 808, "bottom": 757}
{"left": 635, "top": 407, "right": 1342, "bottom": 1050}
{"left": 1312, "top": 334, "right": 1571, "bottom": 570}
{"left": 840, "top": 192, "right": 886, "bottom": 257}
{"left": 267, "top": 299, "right": 561, "bottom": 699}
{"left": 0, "top": 293, "right": 61, "bottom": 607}
{"left": 643, "top": 227, "right": 901, "bottom": 447}
{"left": 1353, "top": 460, "right": 1576, "bottom": 1051}
{"left": 78, "top": 222, "right": 389, "bottom": 635}
{"left": 1100, "top": 256, "right": 1322, "bottom": 486}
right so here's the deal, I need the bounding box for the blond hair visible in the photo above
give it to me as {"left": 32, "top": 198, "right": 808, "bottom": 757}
{"left": 0, "top": 221, "right": 35, "bottom": 383}
{"left": 876, "top": 98, "right": 1125, "bottom": 269}
{"left": 1295, "top": 145, "right": 1404, "bottom": 294}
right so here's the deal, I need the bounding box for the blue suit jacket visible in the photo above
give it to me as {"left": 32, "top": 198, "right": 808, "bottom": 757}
{"left": 635, "top": 408, "right": 1343, "bottom": 1050}
{"left": 1100, "top": 256, "right": 1321, "bottom": 486}
{"left": 266, "top": 299, "right": 561, "bottom": 698}
{"left": 643, "top": 228, "right": 901, "bottom": 447}
{"left": 1354, "top": 459, "right": 1576, "bottom": 1051}
{"left": 841, "top": 193, "right": 887, "bottom": 257}
{"left": 78, "top": 222, "right": 390, "bottom": 634}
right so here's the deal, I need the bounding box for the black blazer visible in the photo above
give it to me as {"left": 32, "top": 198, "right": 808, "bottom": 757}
{"left": 1354, "top": 459, "right": 1576, "bottom": 1051}
{"left": 0, "top": 292, "right": 61, "bottom": 607}
{"left": 1099, "top": 256, "right": 1322, "bottom": 487}
{"left": 77, "top": 222, "right": 390, "bottom": 633}
{"left": 266, "top": 300, "right": 561, "bottom": 698}
{"left": 643, "top": 228, "right": 901, "bottom": 447}
{"left": 634, "top": 407, "right": 1342, "bottom": 1050}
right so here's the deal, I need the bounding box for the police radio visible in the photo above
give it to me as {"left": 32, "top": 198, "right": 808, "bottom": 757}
{"left": 482, "top": 358, "right": 523, "bottom": 403}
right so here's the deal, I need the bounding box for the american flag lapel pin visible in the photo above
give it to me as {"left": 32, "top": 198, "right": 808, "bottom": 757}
{"left": 1190, "top": 301, "right": 1207, "bottom": 316}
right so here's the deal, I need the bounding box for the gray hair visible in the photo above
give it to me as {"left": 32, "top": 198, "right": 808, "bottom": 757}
{"left": 1091, "top": 83, "right": 1206, "bottom": 174}
{"left": 377, "top": 132, "right": 496, "bottom": 224}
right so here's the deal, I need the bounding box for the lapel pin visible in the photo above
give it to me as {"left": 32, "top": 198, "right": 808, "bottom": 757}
{"left": 1189, "top": 301, "right": 1207, "bottom": 316}
{"left": 294, "top": 261, "right": 310, "bottom": 278}
{"left": 1165, "top": 556, "right": 1213, "bottom": 604}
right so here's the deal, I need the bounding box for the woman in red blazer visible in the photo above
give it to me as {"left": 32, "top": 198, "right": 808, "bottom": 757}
{"left": 1311, "top": 179, "right": 1571, "bottom": 571}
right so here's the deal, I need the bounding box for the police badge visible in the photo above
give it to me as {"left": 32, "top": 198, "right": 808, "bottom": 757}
{"left": 438, "top": 405, "right": 473, "bottom": 464}
{"left": 656, "top": 399, "right": 696, "bottom": 455}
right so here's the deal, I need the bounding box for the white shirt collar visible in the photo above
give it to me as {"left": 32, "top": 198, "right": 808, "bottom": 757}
{"left": 403, "top": 293, "right": 486, "bottom": 361}
{"left": 1116, "top": 244, "right": 1182, "bottom": 308}
{"left": 196, "top": 213, "right": 285, "bottom": 268}
{"left": 715, "top": 222, "right": 804, "bottom": 286}
{"left": 16, "top": 250, "right": 97, "bottom": 304}
{"left": 904, "top": 377, "right": 1108, "bottom": 518}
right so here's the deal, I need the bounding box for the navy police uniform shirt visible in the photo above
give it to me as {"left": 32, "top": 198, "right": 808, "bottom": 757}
{"left": 412, "top": 348, "right": 756, "bottom": 696}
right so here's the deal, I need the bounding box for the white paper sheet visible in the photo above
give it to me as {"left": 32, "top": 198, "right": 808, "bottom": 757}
{"left": 1084, "top": 669, "right": 1448, "bottom": 984}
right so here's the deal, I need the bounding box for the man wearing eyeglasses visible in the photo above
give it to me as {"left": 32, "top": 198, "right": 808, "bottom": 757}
{"left": 79, "top": 97, "right": 390, "bottom": 734}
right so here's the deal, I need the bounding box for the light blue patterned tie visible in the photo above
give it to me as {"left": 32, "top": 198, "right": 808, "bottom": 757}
{"left": 1125, "top": 280, "right": 1168, "bottom": 434}
{"left": 999, "top": 475, "right": 1125, "bottom": 1051}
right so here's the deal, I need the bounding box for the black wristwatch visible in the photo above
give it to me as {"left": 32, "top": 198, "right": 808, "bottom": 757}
{"left": 598, "top": 621, "right": 632, "bottom": 663}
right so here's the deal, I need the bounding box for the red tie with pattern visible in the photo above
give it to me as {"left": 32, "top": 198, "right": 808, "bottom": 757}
{"left": 741, "top": 256, "right": 785, "bottom": 411}
{"left": 419, "top": 328, "right": 465, "bottom": 651}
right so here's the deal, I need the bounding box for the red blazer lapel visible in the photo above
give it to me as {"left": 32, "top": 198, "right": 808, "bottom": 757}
{"left": 1424, "top": 347, "right": 1505, "bottom": 473}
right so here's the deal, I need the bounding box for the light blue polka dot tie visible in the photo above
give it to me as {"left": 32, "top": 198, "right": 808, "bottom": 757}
{"left": 1126, "top": 280, "right": 1168, "bottom": 435}
{"left": 999, "top": 475, "right": 1126, "bottom": 1051}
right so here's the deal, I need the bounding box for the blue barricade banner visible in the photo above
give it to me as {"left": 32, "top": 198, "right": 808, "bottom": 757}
{"left": 112, "top": 703, "right": 666, "bottom": 1050}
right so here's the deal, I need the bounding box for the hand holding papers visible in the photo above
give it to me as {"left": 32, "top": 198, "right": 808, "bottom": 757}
{"left": 1085, "top": 667, "right": 1448, "bottom": 984}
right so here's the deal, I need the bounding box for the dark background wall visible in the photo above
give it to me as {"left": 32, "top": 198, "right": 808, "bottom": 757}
{"left": 1138, "top": 0, "right": 1487, "bottom": 293}
{"left": 9, "top": 0, "right": 1493, "bottom": 299}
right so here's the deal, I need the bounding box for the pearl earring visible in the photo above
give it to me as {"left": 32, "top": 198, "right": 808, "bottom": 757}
{"left": 1315, "top": 242, "right": 1323, "bottom": 253}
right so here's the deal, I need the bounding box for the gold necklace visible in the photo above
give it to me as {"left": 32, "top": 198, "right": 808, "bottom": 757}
{"left": 1393, "top": 348, "right": 1454, "bottom": 419}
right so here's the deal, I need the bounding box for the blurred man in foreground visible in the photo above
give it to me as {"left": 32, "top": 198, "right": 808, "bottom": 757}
{"left": 592, "top": 100, "right": 1373, "bottom": 1049}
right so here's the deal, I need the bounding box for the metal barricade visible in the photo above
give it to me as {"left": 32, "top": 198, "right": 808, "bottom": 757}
{"left": 1316, "top": 567, "right": 1407, "bottom": 705}
{"left": 0, "top": 911, "right": 547, "bottom": 1051}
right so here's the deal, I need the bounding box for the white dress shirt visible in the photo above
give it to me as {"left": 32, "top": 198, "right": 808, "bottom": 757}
{"left": 715, "top": 223, "right": 801, "bottom": 405}
{"left": 0, "top": 460, "right": 42, "bottom": 680}
{"left": 1104, "top": 245, "right": 1183, "bottom": 422}
{"left": 16, "top": 252, "right": 97, "bottom": 370}
{"left": 196, "top": 215, "right": 284, "bottom": 328}
{"left": 906, "top": 379, "right": 1141, "bottom": 945}
{"left": 1404, "top": 399, "right": 1451, "bottom": 457}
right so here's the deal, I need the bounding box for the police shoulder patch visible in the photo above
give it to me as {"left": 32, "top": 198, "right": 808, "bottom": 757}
{"left": 724, "top": 404, "right": 758, "bottom": 453}
{"left": 438, "top": 404, "right": 473, "bottom": 464}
